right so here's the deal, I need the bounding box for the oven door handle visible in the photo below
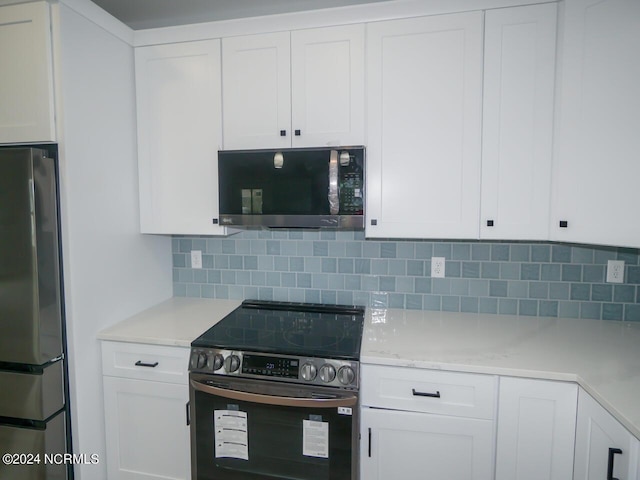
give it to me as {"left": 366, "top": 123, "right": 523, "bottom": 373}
{"left": 190, "top": 379, "right": 358, "bottom": 408}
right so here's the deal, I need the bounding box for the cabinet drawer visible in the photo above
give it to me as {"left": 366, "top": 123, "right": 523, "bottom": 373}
{"left": 361, "top": 365, "right": 497, "bottom": 419}
{"left": 101, "top": 341, "right": 189, "bottom": 384}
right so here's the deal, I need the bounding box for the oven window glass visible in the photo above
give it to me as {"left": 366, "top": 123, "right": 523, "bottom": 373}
{"left": 193, "top": 387, "right": 354, "bottom": 480}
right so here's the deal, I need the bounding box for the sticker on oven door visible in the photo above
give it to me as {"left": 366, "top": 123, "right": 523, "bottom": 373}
{"left": 214, "top": 410, "right": 249, "bottom": 460}
{"left": 302, "top": 419, "right": 329, "bottom": 458}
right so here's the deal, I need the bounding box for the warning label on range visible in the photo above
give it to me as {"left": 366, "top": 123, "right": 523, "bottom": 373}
{"left": 302, "top": 419, "right": 329, "bottom": 458}
{"left": 214, "top": 410, "right": 249, "bottom": 460}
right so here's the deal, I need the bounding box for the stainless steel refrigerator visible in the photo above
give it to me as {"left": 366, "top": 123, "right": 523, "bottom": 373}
{"left": 0, "top": 147, "right": 70, "bottom": 480}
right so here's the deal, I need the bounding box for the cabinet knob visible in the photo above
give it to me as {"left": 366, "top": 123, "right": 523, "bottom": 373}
{"left": 370, "top": 219, "right": 378, "bottom": 226}
{"left": 295, "top": 129, "right": 301, "bottom": 136}
{"left": 559, "top": 220, "right": 568, "bottom": 228}
{"left": 212, "top": 218, "right": 218, "bottom": 225}
{"left": 487, "top": 220, "right": 494, "bottom": 227}
{"left": 280, "top": 130, "right": 287, "bottom": 137}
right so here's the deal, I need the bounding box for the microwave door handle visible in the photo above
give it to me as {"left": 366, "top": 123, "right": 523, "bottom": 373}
{"left": 190, "top": 379, "right": 357, "bottom": 409}
{"left": 328, "top": 150, "right": 339, "bottom": 215}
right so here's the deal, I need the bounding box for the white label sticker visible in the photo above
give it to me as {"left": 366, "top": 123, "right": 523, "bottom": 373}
{"left": 214, "top": 410, "right": 248, "bottom": 460}
{"left": 303, "top": 419, "right": 329, "bottom": 458}
{"left": 337, "top": 407, "right": 352, "bottom": 416}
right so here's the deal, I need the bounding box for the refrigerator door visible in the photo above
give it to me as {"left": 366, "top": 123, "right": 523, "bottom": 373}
{"left": 0, "top": 410, "right": 67, "bottom": 480}
{"left": 0, "top": 360, "right": 64, "bottom": 420}
{"left": 0, "top": 148, "right": 63, "bottom": 365}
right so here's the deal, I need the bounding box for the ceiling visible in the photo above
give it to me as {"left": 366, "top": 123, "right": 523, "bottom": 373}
{"left": 90, "top": 0, "right": 393, "bottom": 30}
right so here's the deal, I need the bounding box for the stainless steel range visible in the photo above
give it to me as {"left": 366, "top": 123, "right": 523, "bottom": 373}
{"left": 188, "top": 300, "right": 365, "bottom": 480}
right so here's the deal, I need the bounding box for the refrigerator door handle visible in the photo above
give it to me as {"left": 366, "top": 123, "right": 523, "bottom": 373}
{"left": 29, "top": 178, "right": 36, "bottom": 248}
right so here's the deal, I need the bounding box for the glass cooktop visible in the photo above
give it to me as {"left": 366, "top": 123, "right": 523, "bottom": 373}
{"left": 191, "top": 300, "right": 365, "bottom": 360}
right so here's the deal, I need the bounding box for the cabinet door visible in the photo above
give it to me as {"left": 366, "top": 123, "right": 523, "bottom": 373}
{"left": 0, "top": 1, "right": 55, "bottom": 144}
{"left": 222, "top": 32, "right": 291, "bottom": 149}
{"left": 574, "top": 388, "right": 638, "bottom": 480}
{"left": 551, "top": 0, "right": 640, "bottom": 248}
{"left": 361, "top": 407, "right": 494, "bottom": 480}
{"left": 290, "top": 24, "right": 364, "bottom": 147}
{"left": 481, "top": 4, "right": 557, "bottom": 240}
{"left": 366, "top": 12, "right": 483, "bottom": 239}
{"left": 495, "top": 377, "right": 577, "bottom": 480}
{"left": 103, "top": 376, "right": 191, "bottom": 480}
{"left": 135, "top": 40, "right": 227, "bottom": 235}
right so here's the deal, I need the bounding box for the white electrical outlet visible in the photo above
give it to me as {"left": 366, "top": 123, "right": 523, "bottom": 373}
{"left": 431, "top": 257, "right": 445, "bottom": 278}
{"left": 191, "top": 250, "right": 203, "bottom": 269}
{"left": 606, "top": 260, "right": 624, "bottom": 283}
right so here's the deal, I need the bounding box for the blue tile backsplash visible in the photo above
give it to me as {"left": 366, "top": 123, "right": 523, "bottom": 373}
{"left": 173, "top": 231, "right": 640, "bottom": 321}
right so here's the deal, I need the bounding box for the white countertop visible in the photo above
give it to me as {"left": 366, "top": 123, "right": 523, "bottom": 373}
{"left": 361, "top": 308, "right": 640, "bottom": 438}
{"left": 97, "top": 297, "right": 241, "bottom": 347}
{"left": 97, "top": 298, "right": 640, "bottom": 438}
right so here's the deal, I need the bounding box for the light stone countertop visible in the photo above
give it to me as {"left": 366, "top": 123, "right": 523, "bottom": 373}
{"left": 97, "top": 298, "right": 640, "bottom": 439}
{"left": 361, "top": 308, "right": 640, "bottom": 439}
{"left": 97, "top": 297, "right": 241, "bottom": 347}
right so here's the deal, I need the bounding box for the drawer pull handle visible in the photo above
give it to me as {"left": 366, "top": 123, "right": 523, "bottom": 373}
{"left": 412, "top": 388, "right": 441, "bottom": 398}
{"left": 135, "top": 361, "right": 159, "bottom": 368}
{"left": 607, "top": 447, "right": 623, "bottom": 480}
{"left": 368, "top": 428, "right": 372, "bottom": 457}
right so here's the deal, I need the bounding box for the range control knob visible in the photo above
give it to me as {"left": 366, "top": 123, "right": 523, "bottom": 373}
{"left": 224, "top": 354, "right": 241, "bottom": 373}
{"left": 196, "top": 352, "right": 208, "bottom": 369}
{"left": 319, "top": 364, "right": 336, "bottom": 383}
{"left": 212, "top": 354, "right": 224, "bottom": 371}
{"left": 300, "top": 363, "right": 317, "bottom": 381}
{"left": 337, "top": 366, "right": 356, "bottom": 385}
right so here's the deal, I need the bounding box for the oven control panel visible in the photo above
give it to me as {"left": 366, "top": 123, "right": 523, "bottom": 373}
{"left": 189, "top": 348, "right": 359, "bottom": 389}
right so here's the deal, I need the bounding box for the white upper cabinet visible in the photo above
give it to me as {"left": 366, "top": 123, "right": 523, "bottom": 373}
{"left": 135, "top": 40, "right": 228, "bottom": 235}
{"left": 0, "top": 1, "right": 55, "bottom": 144}
{"left": 222, "top": 25, "right": 364, "bottom": 150}
{"left": 290, "top": 25, "right": 365, "bottom": 147}
{"left": 366, "top": 12, "right": 484, "bottom": 239}
{"left": 481, "top": 3, "right": 557, "bottom": 240}
{"left": 551, "top": 0, "right": 640, "bottom": 248}
{"left": 222, "top": 32, "right": 291, "bottom": 150}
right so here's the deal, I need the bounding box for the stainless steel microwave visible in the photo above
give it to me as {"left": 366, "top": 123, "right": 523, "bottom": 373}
{"left": 217, "top": 146, "right": 365, "bottom": 229}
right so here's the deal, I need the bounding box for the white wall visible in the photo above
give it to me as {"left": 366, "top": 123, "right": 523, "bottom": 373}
{"left": 53, "top": 3, "right": 172, "bottom": 478}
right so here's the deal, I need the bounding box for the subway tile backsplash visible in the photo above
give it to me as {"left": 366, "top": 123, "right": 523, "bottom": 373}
{"left": 173, "top": 231, "right": 640, "bottom": 321}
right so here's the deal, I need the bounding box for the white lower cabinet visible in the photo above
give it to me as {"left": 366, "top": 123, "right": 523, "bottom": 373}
{"left": 495, "top": 377, "right": 578, "bottom": 480}
{"left": 102, "top": 342, "right": 191, "bottom": 480}
{"left": 360, "top": 365, "right": 496, "bottom": 480}
{"left": 574, "top": 388, "right": 639, "bottom": 480}
{"left": 361, "top": 407, "right": 494, "bottom": 480}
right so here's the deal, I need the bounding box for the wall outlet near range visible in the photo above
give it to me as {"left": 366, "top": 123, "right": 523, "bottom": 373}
{"left": 606, "top": 260, "right": 624, "bottom": 283}
{"left": 431, "top": 257, "right": 445, "bottom": 278}
{"left": 191, "top": 250, "right": 203, "bottom": 269}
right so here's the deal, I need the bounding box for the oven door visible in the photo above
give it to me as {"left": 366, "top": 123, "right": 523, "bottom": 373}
{"left": 189, "top": 373, "right": 358, "bottom": 480}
